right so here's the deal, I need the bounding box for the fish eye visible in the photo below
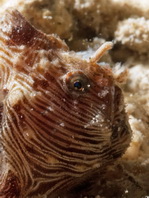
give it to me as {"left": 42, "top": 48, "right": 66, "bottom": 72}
{"left": 65, "top": 71, "right": 91, "bottom": 94}
{"left": 74, "top": 81, "right": 83, "bottom": 90}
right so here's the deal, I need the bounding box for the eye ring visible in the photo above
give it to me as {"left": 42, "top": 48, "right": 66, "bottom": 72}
{"left": 65, "top": 71, "right": 91, "bottom": 95}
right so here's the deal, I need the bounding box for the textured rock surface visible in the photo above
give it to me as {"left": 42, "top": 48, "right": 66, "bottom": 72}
{"left": 0, "top": 0, "right": 149, "bottom": 197}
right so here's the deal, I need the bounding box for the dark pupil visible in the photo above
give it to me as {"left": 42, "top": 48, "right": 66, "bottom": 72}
{"left": 74, "top": 81, "right": 82, "bottom": 90}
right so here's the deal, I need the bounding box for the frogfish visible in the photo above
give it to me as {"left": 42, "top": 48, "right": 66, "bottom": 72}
{"left": 0, "top": 9, "right": 131, "bottom": 198}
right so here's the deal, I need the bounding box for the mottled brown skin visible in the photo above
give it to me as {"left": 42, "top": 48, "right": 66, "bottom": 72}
{"left": 0, "top": 9, "right": 131, "bottom": 198}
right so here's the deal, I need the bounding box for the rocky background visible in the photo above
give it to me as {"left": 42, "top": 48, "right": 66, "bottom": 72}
{"left": 0, "top": 0, "right": 149, "bottom": 197}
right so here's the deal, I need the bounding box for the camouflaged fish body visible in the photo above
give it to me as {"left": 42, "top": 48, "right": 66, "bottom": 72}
{"left": 0, "top": 9, "right": 131, "bottom": 198}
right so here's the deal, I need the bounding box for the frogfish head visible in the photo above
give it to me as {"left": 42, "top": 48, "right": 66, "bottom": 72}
{"left": 0, "top": 9, "right": 131, "bottom": 198}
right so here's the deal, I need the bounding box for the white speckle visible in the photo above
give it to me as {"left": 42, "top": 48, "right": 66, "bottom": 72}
{"left": 25, "top": 132, "right": 29, "bottom": 137}
{"left": 101, "top": 104, "right": 106, "bottom": 110}
{"left": 62, "top": 98, "right": 66, "bottom": 102}
{"left": 43, "top": 15, "right": 53, "bottom": 20}
{"left": 41, "top": 111, "right": 48, "bottom": 115}
{"left": 20, "top": 114, "right": 24, "bottom": 119}
{"left": 23, "top": 129, "right": 37, "bottom": 141}
{"left": 73, "top": 100, "right": 78, "bottom": 105}
{"left": 60, "top": 123, "right": 65, "bottom": 127}
{"left": 84, "top": 113, "right": 104, "bottom": 128}
{"left": 45, "top": 91, "right": 50, "bottom": 94}
{"left": 98, "top": 89, "right": 109, "bottom": 98}
{"left": 125, "top": 189, "right": 129, "bottom": 194}
{"left": 47, "top": 106, "right": 54, "bottom": 112}
{"left": 84, "top": 124, "right": 88, "bottom": 128}
{"left": 31, "top": 92, "right": 37, "bottom": 97}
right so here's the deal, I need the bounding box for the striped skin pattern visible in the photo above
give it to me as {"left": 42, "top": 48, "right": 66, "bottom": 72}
{"left": 0, "top": 9, "right": 131, "bottom": 198}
